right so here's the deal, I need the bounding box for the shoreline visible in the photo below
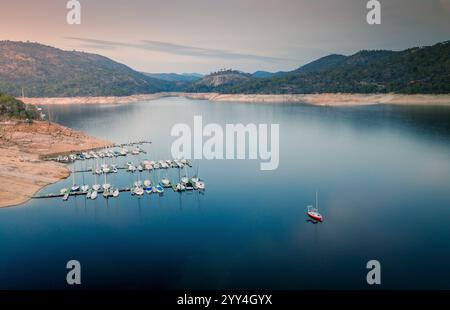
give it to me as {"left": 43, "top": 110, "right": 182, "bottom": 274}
{"left": 20, "top": 92, "right": 450, "bottom": 106}
{"left": 0, "top": 121, "right": 112, "bottom": 208}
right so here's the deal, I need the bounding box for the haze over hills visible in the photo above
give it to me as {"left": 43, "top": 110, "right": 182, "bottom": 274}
{"left": 0, "top": 40, "right": 448, "bottom": 97}
{"left": 142, "top": 72, "right": 203, "bottom": 82}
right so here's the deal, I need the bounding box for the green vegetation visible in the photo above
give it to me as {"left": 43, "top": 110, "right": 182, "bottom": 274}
{"left": 0, "top": 93, "right": 40, "bottom": 120}
{"left": 220, "top": 41, "right": 450, "bottom": 94}
{"left": 0, "top": 41, "right": 171, "bottom": 97}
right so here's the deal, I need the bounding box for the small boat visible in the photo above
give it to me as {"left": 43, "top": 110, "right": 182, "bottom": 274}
{"left": 60, "top": 188, "right": 69, "bottom": 195}
{"left": 112, "top": 188, "right": 120, "bottom": 197}
{"left": 71, "top": 184, "right": 80, "bottom": 192}
{"left": 134, "top": 187, "right": 145, "bottom": 196}
{"left": 175, "top": 183, "right": 185, "bottom": 191}
{"left": 103, "top": 188, "right": 110, "bottom": 198}
{"left": 145, "top": 186, "right": 153, "bottom": 194}
{"left": 92, "top": 184, "right": 101, "bottom": 191}
{"left": 134, "top": 180, "right": 143, "bottom": 188}
{"left": 86, "top": 189, "right": 92, "bottom": 199}
{"left": 196, "top": 181, "right": 205, "bottom": 190}
{"left": 63, "top": 192, "right": 70, "bottom": 201}
{"left": 181, "top": 176, "right": 189, "bottom": 184}
{"left": 306, "top": 191, "right": 323, "bottom": 222}
{"left": 80, "top": 184, "right": 89, "bottom": 193}
{"left": 185, "top": 181, "right": 194, "bottom": 191}
{"left": 155, "top": 183, "right": 164, "bottom": 193}
{"left": 102, "top": 183, "right": 111, "bottom": 190}
{"left": 91, "top": 190, "right": 98, "bottom": 200}
{"left": 137, "top": 165, "right": 143, "bottom": 172}
{"left": 161, "top": 177, "right": 170, "bottom": 187}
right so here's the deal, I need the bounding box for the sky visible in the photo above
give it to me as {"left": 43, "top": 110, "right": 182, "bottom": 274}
{"left": 1, "top": 0, "right": 449, "bottom": 74}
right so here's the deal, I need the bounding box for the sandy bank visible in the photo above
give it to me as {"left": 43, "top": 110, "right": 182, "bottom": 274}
{"left": 20, "top": 92, "right": 450, "bottom": 106}
{"left": 0, "top": 121, "right": 112, "bottom": 208}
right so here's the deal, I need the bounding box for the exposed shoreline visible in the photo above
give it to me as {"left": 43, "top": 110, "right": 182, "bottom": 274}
{"left": 20, "top": 92, "right": 450, "bottom": 106}
{"left": 0, "top": 121, "right": 112, "bottom": 208}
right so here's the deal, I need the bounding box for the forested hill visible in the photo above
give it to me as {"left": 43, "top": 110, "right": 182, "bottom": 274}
{"left": 0, "top": 41, "right": 172, "bottom": 97}
{"left": 220, "top": 41, "right": 450, "bottom": 94}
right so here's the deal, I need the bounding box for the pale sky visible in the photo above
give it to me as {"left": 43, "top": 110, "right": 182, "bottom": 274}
{"left": 1, "top": 0, "right": 449, "bottom": 74}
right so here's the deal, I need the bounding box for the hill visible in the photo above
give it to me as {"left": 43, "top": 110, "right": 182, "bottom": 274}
{"left": 186, "top": 69, "right": 252, "bottom": 92}
{"left": 220, "top": 41, "right": 450, "bottom": 94}
{"left": 0, "top": 41, "right": 171, "bottom": 97}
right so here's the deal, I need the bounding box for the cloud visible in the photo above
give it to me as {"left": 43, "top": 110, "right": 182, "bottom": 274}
{"left": 64, "top": 37, "right": 291, "bottom": 62}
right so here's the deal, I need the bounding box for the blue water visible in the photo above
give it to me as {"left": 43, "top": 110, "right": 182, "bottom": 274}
{"left": 1, "top": 97, "right": 450, "bottom": 289}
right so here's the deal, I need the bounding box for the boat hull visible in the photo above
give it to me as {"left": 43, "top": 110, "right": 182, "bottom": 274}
{"left": 307, "top": 212, "right": 323, "bottom": 222}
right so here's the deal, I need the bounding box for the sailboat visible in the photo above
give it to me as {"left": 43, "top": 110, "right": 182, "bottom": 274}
{"left": 306, "top": 191, "right": 323, "bottom": 222}
{"left": 112, "top": 188, "right": 120, "bottom": 197}
{"left": 144, "top": 179, "right": 153, "bottom": 194}
{"left": 91, "top": 190, "right": 98, "bottom": 200}
{"left": 102, "top": 172, "right": 111, "bottom": 191}
{"left": 70, "top": 163, "right": 80, "bottom": 192}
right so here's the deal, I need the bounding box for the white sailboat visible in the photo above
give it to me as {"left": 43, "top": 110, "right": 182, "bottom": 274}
{"left": 70, "top": 163, "right": 80, "bottom": 192}
{"left": 91, "top": 190, "right": 98, "bottom": 200}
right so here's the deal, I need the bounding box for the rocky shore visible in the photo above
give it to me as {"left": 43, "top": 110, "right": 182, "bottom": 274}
{"left": 0, "top": 121, "right": 112, "bottom": 208}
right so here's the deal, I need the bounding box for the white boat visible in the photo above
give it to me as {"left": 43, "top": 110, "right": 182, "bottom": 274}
{"left": 161, "top": 178, "right": 170, "bottom": 187}
{"left": 86, "top": 189, "right": 92, "bottom": 199}
{"left": 81, "top": 185, "right": 89, "bottom": 193}
{"left": 102, "top": 172, "right": 110, "bottom": 190}
{"left": 60, "top": 188, "right": 69, "bottom": 195}
{"left": 134, "top": 187, "right": 144, "bottom": 196}
{"left": 137, "top": 165, "right": 143, "bottom": 172}
{"left": 306, "top": 191, "right": 323, "bottom": 222}
{"left": 91, "top": 190, "right": 98, "bottom": 200}
{"left": 175, "top": 183, "right": 185, "bottom": 191}
{"left": 144, "top": 179, "right": 151, "bottom": 187}
{"left": 63, "top": 192, "right": 70, "bottom": 201}
{"left": 181, "top": 176, "right": 189, "bottom": 184}
{"left": 196, "top": 181, "right": 205, "bottom": 190}
{"left": 92, "top": 184, "right": 101, "bottom": 191}
{"left": 112, "top": 188, "right": 120, "bottom": 197}
{"left": 134, "top": 180, "right": 143, "bottom": 187}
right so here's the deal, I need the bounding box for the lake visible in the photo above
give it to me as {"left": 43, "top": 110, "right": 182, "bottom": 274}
{"left": 1, "top": 97, "right": 450, "bottom": 289}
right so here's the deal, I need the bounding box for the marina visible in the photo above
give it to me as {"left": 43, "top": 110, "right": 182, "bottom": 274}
{"left": 32, "top": 142, "right": 204, "bottom": 201}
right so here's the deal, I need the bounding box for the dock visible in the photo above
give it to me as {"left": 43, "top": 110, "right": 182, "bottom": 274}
{"left": 32, "top": 183, "right": 203, "bottom": 200}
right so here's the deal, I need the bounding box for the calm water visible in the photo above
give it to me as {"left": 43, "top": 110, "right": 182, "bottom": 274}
{"left": 1, "top": 97, "right": 450, "bottom": 289}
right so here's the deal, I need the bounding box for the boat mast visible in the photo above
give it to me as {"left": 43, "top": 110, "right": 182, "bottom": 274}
{"left": 316, "top": 190, "right": 318, "bottom": 210}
